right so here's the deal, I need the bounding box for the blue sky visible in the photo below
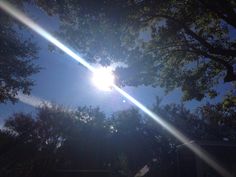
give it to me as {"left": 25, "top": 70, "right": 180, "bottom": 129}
{"left": 0, "top": 3, "right": 230, "bottom": 124}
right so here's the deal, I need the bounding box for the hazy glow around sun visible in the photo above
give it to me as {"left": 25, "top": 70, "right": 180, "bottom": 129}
{"left": 92, "top": 67, "right": 115, "bottom": 91}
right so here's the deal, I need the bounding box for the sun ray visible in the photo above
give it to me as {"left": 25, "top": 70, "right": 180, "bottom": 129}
{"left": 0, "top": 2, "right": 232, "bottom": 177}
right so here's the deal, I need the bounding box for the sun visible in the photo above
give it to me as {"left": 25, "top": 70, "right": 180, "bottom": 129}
{"left": 92, "top": 67, "right": 115, "bottom": 91}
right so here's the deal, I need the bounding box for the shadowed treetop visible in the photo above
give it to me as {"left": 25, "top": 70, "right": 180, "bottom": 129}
{"left": 0, "top": 2, "right": 39, "bottom": 103}
{"left": 33, "top": 0, "right": 236, "bottom": 101}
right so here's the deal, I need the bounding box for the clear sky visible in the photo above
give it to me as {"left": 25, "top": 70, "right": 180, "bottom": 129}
{"left": 0, "top": 3, "right": 229, "bottom": 124}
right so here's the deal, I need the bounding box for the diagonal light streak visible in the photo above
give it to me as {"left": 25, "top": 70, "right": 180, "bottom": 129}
{"left": 16, "top": 93, "right": 52, "bottom": 108}
{"left": 0, "top": 1, "right": 94, "bottom": 72}
{"left": 0, "top": 1, "right": 233, "bottom": 177}
{"left": 113, "top": 85, "right": 232, "bottom": 177}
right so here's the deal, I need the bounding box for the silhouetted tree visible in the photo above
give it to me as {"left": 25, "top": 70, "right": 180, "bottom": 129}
{"left": 32, "top": 0, "right": 236, "bottom": 101}
{"left": 0, "top": 2, "right": 39, "bottom": 103}
{"left": 0, "top": 102, "right": 235, "bottom": 177}
{"left": 115, "top": 0, "right": 236, "bottom": 101}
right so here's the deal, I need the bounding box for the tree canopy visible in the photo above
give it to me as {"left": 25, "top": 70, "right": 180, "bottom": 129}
{"left": 0, "top": 2, "right": 39, "bottom": 103}
{"left": 0, "top": 102, "right": 235, "bottom": 177}
{"left": 1, "top": 1, "right": 236, "bottom": 175}
{"left": 33, "top": 0, "right": 236, "bottom": 101}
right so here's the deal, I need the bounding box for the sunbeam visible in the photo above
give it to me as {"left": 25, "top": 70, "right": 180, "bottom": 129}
{"left": 0, "top": 1, "right": 232, "bottom": 177}
{"left": 16, "top": 93, "right": 52, "bottom": 108}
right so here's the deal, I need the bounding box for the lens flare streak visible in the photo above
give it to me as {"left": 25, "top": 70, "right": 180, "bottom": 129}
{"left": 0, "top": 1, "right": 94, "bottom": 72}
{"left": 113, "top": 85, "right": 232, "bottom": 177}
{"left": 0, "top": 1, "right": 232, "bottom": 177}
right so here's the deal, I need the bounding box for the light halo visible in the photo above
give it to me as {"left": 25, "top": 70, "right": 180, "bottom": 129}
{"left": 92, "top": 67, "right": 115, "bottom": 91}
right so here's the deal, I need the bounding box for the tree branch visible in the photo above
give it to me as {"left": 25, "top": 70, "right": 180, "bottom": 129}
{"left": 183, "top": 27, "right": 236, "bottom": 57}
{"left": 173, "top": 48, "right": 236, "bottom": 82}
{"left": 143, "top": 13, "right": 236, "bottom": 57}
{"left": 198, "top": 0, "right": 236, "bottom": 28}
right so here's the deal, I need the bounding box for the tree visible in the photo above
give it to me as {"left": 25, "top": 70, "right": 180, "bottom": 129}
{"left": 0, "top": 105, "right": 112, "bottom": 176}
{"left": 33, "top": 0, "right": 128, "bottom": 65}
{"left": 33, "top": 0, "right": 236, "bottom": 101}
{"left": 1, "top": 103, "right": 236, "bottom": 177}
{"left": 116, "top": 0, "right": 236, "bottom": 101}
{"left": 142, "top": 98, "right": 236, "bottom": 177}
{"left": 198, "top": 101, "right": 236, "bottom": 141}
{"left": 109, "top": 108, "right": 154, "bottom": 176}
{"left": 0, "top": 2, "right": 39, "bottom": 103}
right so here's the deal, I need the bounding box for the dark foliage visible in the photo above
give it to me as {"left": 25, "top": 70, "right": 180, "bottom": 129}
{"left": 0, "top": 102, "right": 235, "bottom": 177}
{"left": 32, "top": 0, "right": 236, "bottom": 101}
{"left": 0, "top": 2, "right": 39, "bottom": 103}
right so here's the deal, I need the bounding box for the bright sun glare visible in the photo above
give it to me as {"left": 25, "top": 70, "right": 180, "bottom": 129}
{"left": 92, "top": 67, "right": 115, "bottom": 91}
{"left": 1, "top": 2, "right": 232, "bottom": 176}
